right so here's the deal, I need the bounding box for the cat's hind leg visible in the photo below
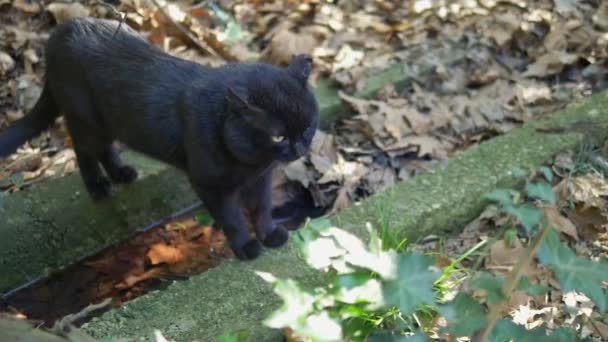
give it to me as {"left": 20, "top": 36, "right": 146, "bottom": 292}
{"left": 64, "top": 119, "right": 113, "bottom": 200}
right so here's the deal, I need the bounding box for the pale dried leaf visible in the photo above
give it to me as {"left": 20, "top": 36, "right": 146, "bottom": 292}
{"left": 46, "top": 2, "right": 91, "bottom": 24}
{"left": 284, "top": 158, "right": 311, "bottom": 188}
{"left": 541, "top": 205, "right": 579, "bottom": 241}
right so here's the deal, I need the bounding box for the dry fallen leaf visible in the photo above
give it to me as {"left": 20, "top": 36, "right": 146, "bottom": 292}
{"left": 523, "top": 51, "right": 579, "bottom": 77}
{"left": 13, "top": 0, "right": 42, "bottom": 14}
{"left": 263, "top": 28, "right": 317, "bottom": 66}
{"left": 541, "top": 205, "right": 579, "bottom": 241}
{"left": 0, "top": 51, "right": 16, "bottom": 76}
{"left": 556, "top": 173, "right": 608, "bottom": 208}
{"left": 284, "top": 158, "right": 312, "bottom": 188}
{"left": 147, "top": 244, "right": 184, "bottom": 265}
{"left": 46, "top": 2, "right": 91, "bottom": 24}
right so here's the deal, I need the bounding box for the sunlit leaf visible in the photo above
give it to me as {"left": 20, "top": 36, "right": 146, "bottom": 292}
{"left": 383, "top": 253, "right": 439, "bottom": 314}
{"left": 298, "top": 312, "right": 343, "bottom": 342}
{"left": 263, "top": 278, "right": 316, "bottom": 328}
{"left": 337, "top": 279, "right": 384, "bottom": 309}
{"left": 303, "top": 236, "right": 345, "bottom": 269}
{"left": 321, "top": 227, "right": 397, "bottom": 278}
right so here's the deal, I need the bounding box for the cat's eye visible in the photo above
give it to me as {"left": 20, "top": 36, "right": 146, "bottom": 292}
{"left": 271, "top": 135, "right": 285, "bottom": 143}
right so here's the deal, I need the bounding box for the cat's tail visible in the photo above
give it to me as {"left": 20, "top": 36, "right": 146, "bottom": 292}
{"left": 0, "top": 83, "right": 59, "bottom": 157}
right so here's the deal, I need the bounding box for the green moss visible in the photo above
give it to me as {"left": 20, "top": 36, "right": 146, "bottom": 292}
{"left": 0, "top": 154, "right": 197, "bottom": 293}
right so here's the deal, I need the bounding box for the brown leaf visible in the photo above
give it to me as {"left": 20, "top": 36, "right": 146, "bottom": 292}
{"left": 284, "top": 158, "right": 311, "bottom": 188}
{"left": 555, "top": 173, "right": 608, "bottom": 208}
{"left": 541, "top": 205, "right": 579, "bottom": 241}
{"left": 13, "top": 0, "right": 42, "bottom": 14}
{"left": 330, "top": 186, "right": 349, "bottom": 214}
{"left": 46, "top": 2, "right": 91, "bottom": 24}
{"left": 523, "top": 51, "right": 579, "bottom": 77}
{"left": 263, "top": 28, "right": 317, "bottom": 66}
{"left": 0, "top": 51, "right": 15, "bottom": 76}
{"left": 147, "top": 244, "right": 184, "bottom": 265}
{"left": 487, "top": 238, "right": 525, "bottom": 276}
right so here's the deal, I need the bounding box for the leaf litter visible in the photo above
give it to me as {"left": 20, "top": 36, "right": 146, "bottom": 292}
{"left": 412, "top": 148, "right": 608, "bottom": 341}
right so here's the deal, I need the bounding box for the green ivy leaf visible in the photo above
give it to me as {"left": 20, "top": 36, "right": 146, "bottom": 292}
{"left": 511, "top": 167, "right": 528, "bottom": 179}
{"left": 505, "top": 205, "right": 542, "bottom": 232}
{"left": 439, "top": 293, "right": 486, "bottom": 337}
{"left": 337, "top": 272, "right": 372, "bottom": 289}
{"left": 470, "top": 273, "right": 505, "bottom": 304}
{"left": 486, "top": 319, "right": 547, "bottom": 342}
{"left": 538, "top": 229, "right": 608, "bottom": 312}
{"left": 517, "top": 276, "right": 550, "bottom": 296}
{"left": 215, "top": 330, "right": 251, "bottom": 342}
{"left": 548, "top": 327, "right": 577, "bottom": 341}
{"left": 262, "top": 278, "right": 316, "bottom": 328}
{"left": 486, "top": 189, "right": 514, "bottom": 207}
{"left": 382, "top": 253, "right": 439, "bottom": 315}
{"left": 526, "top": 181, "right": 556, "bottom": 204}
{"left": 195, "top": 212, "right": 215, "bottom": 226}
{"left": 538, "top": 166, "right": 554, "bottom": 183}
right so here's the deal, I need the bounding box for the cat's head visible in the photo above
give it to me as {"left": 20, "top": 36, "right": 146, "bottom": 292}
{"left": 222, "top": 55, "right": 319, "bottom": 164}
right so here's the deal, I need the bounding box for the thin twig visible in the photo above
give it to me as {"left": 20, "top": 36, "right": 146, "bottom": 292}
{"left": 52, "top": 298, "right": 112, "bottom": 333}
{"left": 474, "top": 220, "right": 552, "bottom": 342}
{"left": 150, "top": 0, "right": 220, "bottom": 58}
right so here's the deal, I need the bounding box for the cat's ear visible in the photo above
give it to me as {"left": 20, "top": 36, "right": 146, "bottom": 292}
{"left": 287, "top": 54, "right": 313, "bottom": 84}
{"left": 225, "top": 87, "right": 252, "bottom": 113}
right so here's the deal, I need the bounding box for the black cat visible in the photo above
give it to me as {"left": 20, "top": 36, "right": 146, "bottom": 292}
{"left": 0, "top": 18, "right": 319, "bottom": 260}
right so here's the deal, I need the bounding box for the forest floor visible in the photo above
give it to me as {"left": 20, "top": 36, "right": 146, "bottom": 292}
{"left": 1, "top": 0, "right": 608, "bottom": 340}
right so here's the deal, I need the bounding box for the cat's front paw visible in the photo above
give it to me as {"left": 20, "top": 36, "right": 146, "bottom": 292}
{"left": 111, "top": 165, "right": 138, "bottom": 184}
{"left": 232, "top": 239, "right": 263, "bottom": 260}
{"left": 86, "top": 177, "right": 112, "bottom": 201}
{"left": 262, "top": 226, "right": 289, "bottom": 248}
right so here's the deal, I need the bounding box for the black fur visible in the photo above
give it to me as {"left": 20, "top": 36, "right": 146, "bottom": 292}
{"left": 0, "top": 18, "right": 319, "bottom": 260}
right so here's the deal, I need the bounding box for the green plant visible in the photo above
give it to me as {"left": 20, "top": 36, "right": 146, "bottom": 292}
{"left": 259, "top": 168, "right": 608, "bottom": 341}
